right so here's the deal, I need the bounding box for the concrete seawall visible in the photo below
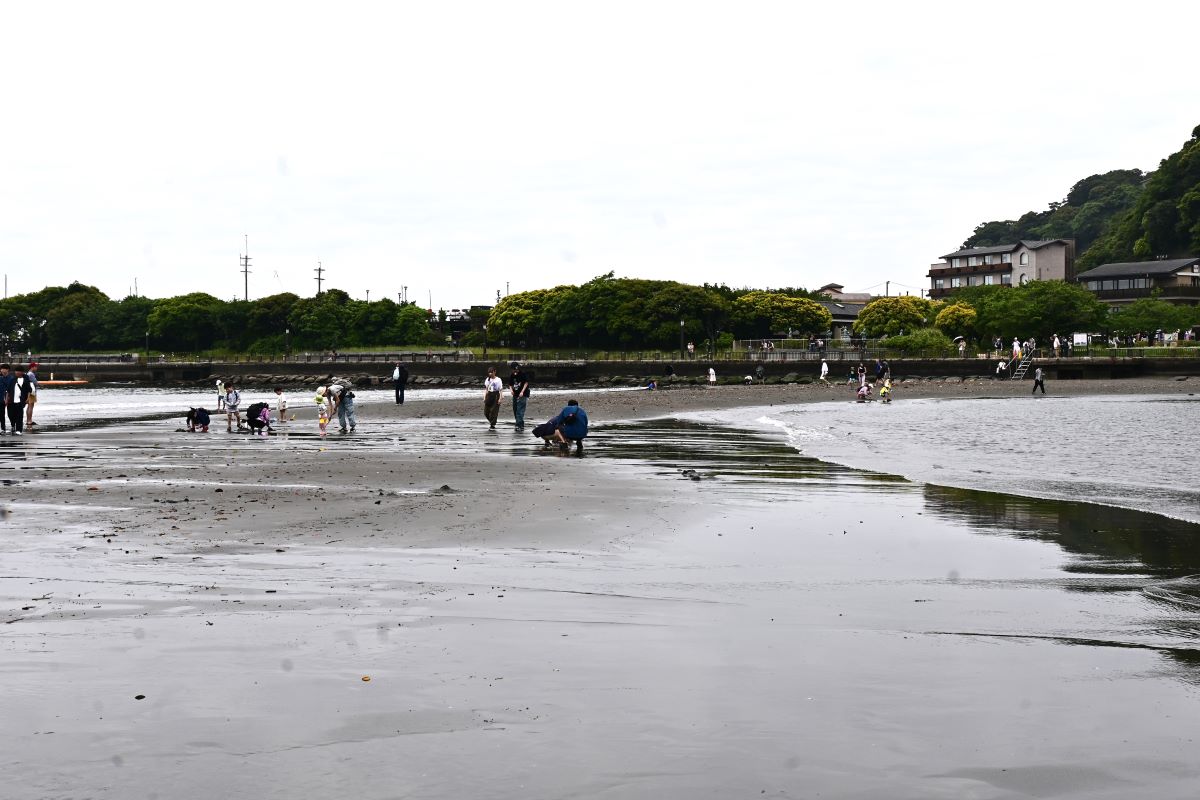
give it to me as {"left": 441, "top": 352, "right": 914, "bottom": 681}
{"left": 32, "top": 356, "right": 1200, "bottom": 386}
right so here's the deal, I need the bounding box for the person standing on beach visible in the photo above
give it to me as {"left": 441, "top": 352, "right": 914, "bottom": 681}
{"left": 216, "top": 379, "right": 225, "bottom": 411}
{"left": 1032, "top": 366, "right": 1046, "bottom": 395}
{"left": 224, "top": 383, "right": 242, "bottom": 432}
{"left": 509, "top": 363, "right": 530, "bottom": 430}
{"left": 857, "top": 363, "right": 867, "bottom": 387}
{"left": 314, "top": 387, "right": 330, "bottom": 437}
{"left": 483, "top": 367, "right": 504, "bottom": 429}
{"left": 0, "top": 364, "right": 11, "bottom": 435}
{"left": 819, "top": 360, "right": 829, "bottom": 383}
{"left": 5, "top": 365, "right": 32, "bottom": 435}
{"left": 24, "top": 362, "right": 38, "bottom": 428}
{"left": 707, "top": 367, "right": 717, "bottom": 386}
{"left": 392, "top": 362, "right": 409, "bottom": 404}
{"left": 273, "top": 387, "right": 288, "bottom": 423}
{"left": 1012, "top": 338, "right": 1022, "bottom": 362}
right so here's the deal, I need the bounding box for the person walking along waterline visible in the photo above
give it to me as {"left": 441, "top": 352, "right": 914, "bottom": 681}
{"left": 1032, "top": 366, "right": 1046, "bottom": 395}
{"left": 483, "top": 367, "right": 504, "bottom": 429}
{"left": 509, "top": 363, "right": 530, "bottom": 430}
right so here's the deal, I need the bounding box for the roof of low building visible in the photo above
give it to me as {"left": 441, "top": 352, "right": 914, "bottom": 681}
{"left": 818, "top": 301, "right": 867, "bottom": 318}
{"left": 940, "top": 239, "right": 1070, "bottom": 260}
{"left": 1076, "top": 257, "right": 1200, "bottom": 280}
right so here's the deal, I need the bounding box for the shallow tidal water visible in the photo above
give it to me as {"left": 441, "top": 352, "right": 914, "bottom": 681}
{"left": 5, "top": 398, "right": 1200, "bottom": 798}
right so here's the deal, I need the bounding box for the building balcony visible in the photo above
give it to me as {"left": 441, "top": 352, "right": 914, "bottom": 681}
{"left": 927, "top": 263, "right": 1014, "bottom": 278}
{"left": 1086, "top": 285, "right": 1200, "bottom": 303}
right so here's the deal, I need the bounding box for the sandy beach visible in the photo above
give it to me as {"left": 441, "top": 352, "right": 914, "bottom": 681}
{"left": 4, "top": 378, "right": 1200, "bottom": 798}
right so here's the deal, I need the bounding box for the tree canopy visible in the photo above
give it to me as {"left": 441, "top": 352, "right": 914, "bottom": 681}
{"left": 853, "top": 296, "right": 937, "bottom": 337}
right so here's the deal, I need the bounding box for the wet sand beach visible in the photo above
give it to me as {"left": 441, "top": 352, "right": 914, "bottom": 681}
{"left": 4, "top": 379, "right": 1200, "bottom": 798}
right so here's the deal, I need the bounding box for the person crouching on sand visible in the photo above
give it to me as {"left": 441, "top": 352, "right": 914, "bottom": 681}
{"left": 552, "top": 399, "right": 589, "bottom": 454}
{"left": 186, "top": 407, "right": 211, "bottom": 432}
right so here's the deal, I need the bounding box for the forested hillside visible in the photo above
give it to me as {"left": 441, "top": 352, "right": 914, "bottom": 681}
{"left": 962, "top": 124, "right": 1200, "bottom": 269}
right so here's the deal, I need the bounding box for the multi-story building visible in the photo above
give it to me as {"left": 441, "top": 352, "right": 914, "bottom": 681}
{"left": 927, "top": 239, "right": 1075, "bottom": 299}
{"left": 1075, "top": 257, "right": 1200, "bottom": 306}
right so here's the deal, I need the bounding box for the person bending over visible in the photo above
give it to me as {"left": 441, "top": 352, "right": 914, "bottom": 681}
{"left": 552, "top": 399, "right": 589, "bottom": 454}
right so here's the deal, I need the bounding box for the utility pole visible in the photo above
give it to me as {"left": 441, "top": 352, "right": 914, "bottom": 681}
{"left": 240, "top": 234, "right": 251, "bottom": 301}
{"left": 314, "top": 261, "right": 325, "bottom": 295}
{"left": 885, "top": 280, "right": 890, "bottom": 297}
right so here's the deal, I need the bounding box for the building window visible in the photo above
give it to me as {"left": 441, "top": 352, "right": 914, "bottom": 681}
{"left": 952, "top": 258, "right": 962, "bottom": 268}
{"left": 933, "top": 278, "right": 945, "bottom": 289}
{"left": 968, "top": 256, "right": 982, "bottom": 266}
{"left": 1019, "top": 252, "right": 1029, "bottom": 265}
{"left": 984, "top": 274, "right": 995, "bottom": 285}
{"left": 1086, "top": 281, "right": 1100, "bottom": 290}
{"left": 1001, "top": 274, "right": 1012, "bottom": 285}
{"left": 1001, "top": 253, "right": 1012, "bottom": 264}
{"left": 951, "top": 277, "right": 962, "bottom": 288}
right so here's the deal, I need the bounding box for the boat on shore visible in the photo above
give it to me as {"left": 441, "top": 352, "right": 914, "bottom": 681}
{"left": 39, "top": 379, "right": 90, "bottom": 387}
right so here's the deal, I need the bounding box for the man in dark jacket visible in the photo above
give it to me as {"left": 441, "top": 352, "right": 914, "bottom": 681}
{"left": 509, "top": 363, "right": 531, "bottom": 430}
{"left": 5, "top": 364, "right": 33, "bottom": 435}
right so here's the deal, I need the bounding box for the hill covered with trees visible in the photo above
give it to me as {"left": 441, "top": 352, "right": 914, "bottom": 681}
{"left": 961, "top": 123, "right": 1200, "bottom": 269}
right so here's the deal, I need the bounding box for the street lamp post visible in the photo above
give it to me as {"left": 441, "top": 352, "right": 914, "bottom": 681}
{"left": 679, "top": 319, "right": 685, "bottom": 360}
{"left": 145, "top": 330, "right": 149, "bottom": 362}
{"left": 483, "top": 325, "right": 488, "bottom": 359}
{"left": 285, "top": 328, "right": 291, "bottom": 358}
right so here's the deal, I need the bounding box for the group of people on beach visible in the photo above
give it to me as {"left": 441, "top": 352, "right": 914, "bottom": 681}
{"left": 189, "top": 378, "right": 360, "bottom": 437}
{"left": 0, "top": 362, "right": 39, "bottom": 436}
{"left": 484, "top": 362, "right": 588, "bottom": 452}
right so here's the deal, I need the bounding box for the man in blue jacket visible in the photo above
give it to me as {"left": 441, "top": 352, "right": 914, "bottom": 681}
{"left": 552, "top": 399, "right": 588, "bottom": 454}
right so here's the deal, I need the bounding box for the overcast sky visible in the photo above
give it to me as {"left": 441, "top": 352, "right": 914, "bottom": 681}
{"left": 2, "top": 1, "right": 1197, "bottom": 308}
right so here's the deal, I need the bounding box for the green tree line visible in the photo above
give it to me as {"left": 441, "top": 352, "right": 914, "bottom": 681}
{"left": 480, "top": 274, "right": 832, "bottom": 349}
{"left": 0, "top": 283, "right": 441, "bottom": 354}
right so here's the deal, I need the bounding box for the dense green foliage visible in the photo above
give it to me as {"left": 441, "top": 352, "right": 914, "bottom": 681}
{"left": 963, "top": 122, "right": 1200, "bottom": 270}
{"left": 1080, "top": 125, "right": 1200, "bottom": 268}
{"left": 950, "top": 282, "right": 1109, "bottom": 341}
{"left": 484, "top": 274, "right": 830, "bottom": 349}
{"left": 964, "top": 169, "right": 1143, "bottom": 255}
{"left": 0, "top": 284, "right": 442, "bottom": 353}
{"left": 1107, "top": 298, "right": 1196, "bottom": 337}
{"left": 933, "top": 303, "right": 977, "bottom": 338}
{"left": 853, "top": 296, "right": 937, "bottom": 337}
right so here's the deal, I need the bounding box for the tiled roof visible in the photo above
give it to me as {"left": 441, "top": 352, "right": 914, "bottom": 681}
{"left": 940, "top": 239, "right": 1070, "bottom": 260}
{"left": 1076, "top": 257, "right": 1200, "bottom": 280}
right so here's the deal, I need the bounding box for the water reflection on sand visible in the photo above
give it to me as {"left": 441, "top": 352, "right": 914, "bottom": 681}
{"left": 6, "top": 415, "right": 1200, "bottom": 798}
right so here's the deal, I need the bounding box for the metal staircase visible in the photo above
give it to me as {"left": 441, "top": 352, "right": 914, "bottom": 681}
{"left": 1011, "top": 351, "right": 1035, "bottom": 380}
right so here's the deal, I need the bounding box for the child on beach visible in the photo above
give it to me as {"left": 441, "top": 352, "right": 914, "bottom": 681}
{"left": 880, "top": 378, "right": 892, "bottom": 404}
{"left": 224, "top": 383, "right": 242, "bottom": 432}
{"left": 274, "top": 387, "right": 289, "bottom": 422}
{"left": 315, "top": 387, "right": 330, "bottom": 436}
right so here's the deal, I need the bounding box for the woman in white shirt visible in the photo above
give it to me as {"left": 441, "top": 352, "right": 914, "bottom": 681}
{"left": 483, "top": 367, "right": 504, "bottom": 429}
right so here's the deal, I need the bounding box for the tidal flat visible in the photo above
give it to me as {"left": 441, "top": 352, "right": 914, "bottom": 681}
{"left": 4, "top": 386, "right": 1200, "bottom": 799}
